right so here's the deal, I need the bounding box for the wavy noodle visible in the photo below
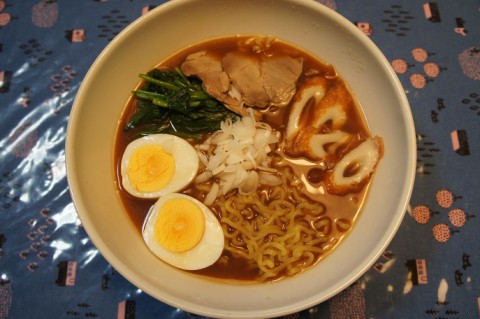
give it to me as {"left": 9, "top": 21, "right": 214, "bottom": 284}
{"left": 212, "top": 166, "right": 330, "bottom": 281}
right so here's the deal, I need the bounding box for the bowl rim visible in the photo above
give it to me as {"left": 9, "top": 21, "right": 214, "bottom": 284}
{"left": 66, "top": 0, "right": 417, "bottom": 317}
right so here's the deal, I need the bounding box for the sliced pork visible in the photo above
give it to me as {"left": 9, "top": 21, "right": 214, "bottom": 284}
{"left": 181, "top": 51, "right": 239, "bottom": 108}
{"left": 261, "top": 55, "right": 303, "bottom": 107}
{"left": 222, "top": 52, "right": 269, "bottom": 108}
{"left": 180, "top": 50, "right": 303, "bottom": 116}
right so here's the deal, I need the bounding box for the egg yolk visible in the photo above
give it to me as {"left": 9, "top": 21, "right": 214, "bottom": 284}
{"left": 128, "top": 145, "right": 175, "bottom": 193}
{"left": 154, "top": 198, "right": 205, "bottom": 252}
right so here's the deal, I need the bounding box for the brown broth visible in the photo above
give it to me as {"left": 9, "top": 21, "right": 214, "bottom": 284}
{"left": 114, "top": 35, "right": 374, "bottom": 283}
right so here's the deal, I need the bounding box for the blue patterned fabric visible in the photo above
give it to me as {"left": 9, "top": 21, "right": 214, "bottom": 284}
{"left": 0, "top": 1, "right": 479, "bottom": 318}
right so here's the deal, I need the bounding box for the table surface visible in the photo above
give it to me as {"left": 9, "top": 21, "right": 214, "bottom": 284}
{"left": 1, "top": 1, "right": 479, "bottom": 318}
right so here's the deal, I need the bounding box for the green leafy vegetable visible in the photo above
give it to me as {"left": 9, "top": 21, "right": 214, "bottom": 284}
{"left": 124, "top": 68, "right": 237, "bottom": 139}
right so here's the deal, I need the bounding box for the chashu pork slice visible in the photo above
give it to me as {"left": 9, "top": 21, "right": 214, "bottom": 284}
{"left": 181, "top": 51, "right": 240, "bottom": 108}
{"left": 181, "top": 50, "right": 304, "bottom": 117}
{"left": 222, "top": 51, "right": 270, "bottom": 108}
{"left": 222, "top": 52, "right": 303, "bottom": 109}
{"left": 260, "top": 54, "right": 303, "bottom": 107}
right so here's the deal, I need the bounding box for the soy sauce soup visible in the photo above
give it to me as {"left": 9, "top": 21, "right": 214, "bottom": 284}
{"left": 114, "top": 35, "right": 383, "bottom": 282}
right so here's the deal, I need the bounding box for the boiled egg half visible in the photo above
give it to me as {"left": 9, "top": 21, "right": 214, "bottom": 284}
{"left": 120, "top": 134, "right": 199, "bottom": 198}
{"left": 142, "top": 193, "right": 224, "bottom": 270}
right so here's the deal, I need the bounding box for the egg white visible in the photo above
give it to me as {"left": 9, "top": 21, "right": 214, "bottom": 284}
{"left": 142, "top": 193, "right": 224, "bottom": 270}
{"left": 120, "top": 134, "right": 199, "bottom": 198}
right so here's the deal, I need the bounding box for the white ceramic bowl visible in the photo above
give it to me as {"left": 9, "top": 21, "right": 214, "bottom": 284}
{"left": 66, "top": 0, "right": 416, "bottom": 318}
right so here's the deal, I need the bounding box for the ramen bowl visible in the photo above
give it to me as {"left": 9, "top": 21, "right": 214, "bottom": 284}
{"left": 66, "top": 0, "right": 416, "bottom": 318}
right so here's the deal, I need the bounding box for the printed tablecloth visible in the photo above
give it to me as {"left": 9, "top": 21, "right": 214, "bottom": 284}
{"left": 1, "top": 1, "right": 479, "bottom": 318}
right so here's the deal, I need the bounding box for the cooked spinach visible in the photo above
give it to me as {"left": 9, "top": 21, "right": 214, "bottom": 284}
{"left": 124, "top": 68, "right": 237, "bottom": 139}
